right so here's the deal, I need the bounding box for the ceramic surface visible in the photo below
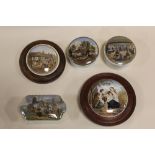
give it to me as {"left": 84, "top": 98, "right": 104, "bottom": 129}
{"left": 20, "top": 95, "right": 66, "bottom": 120}
{"left": 88, "top": 79, "right": 128, "bottom": 117}
{"left": 67, "top": 37, "right": 99, "bottom": 66}
{"left": 104, "top": 36, "right": 136, "bottom": 66}
{"left": 26, "top": 44, "right": 60, "bottom": 76}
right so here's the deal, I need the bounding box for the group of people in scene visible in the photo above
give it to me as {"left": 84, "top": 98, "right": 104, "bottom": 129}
{"left": 93, "top": 87, "right": 121, "bottom": 110}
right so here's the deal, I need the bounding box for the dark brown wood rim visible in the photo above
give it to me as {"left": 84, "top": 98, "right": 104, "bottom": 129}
{"left": 80, "top": 73, "right": 136, "bottom": 126}
{"left": 19, "top": 40, "right": 66, "bottom": 84}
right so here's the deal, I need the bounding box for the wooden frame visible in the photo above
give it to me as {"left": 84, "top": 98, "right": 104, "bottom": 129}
{"left": 80, "top": 73, "right": 136, "bottom": 126}
{"left": 19, "top": 40, "right": 66, "bottom": 84}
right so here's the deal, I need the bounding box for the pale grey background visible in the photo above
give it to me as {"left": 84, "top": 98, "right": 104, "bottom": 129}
{"left": 0, "top": 27, "right": 153, "bottom": 128}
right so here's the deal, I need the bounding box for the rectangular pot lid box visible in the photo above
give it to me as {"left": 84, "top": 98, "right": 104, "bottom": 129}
{"left": 20, "top": 95, "right": 66, "bottom": 120}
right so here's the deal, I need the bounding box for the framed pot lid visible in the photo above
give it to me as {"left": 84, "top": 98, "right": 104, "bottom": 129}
{"left": 104, "top": 36, "right": 136, "bottom": 66}
{"left": 19, "top": 40, "right": 66, "bottom": 83}
{"left": 80, "top": 73, "right": 136, "bottom": 126}
{"left": 67, "top": 37, "right": 99, "bottom": 66}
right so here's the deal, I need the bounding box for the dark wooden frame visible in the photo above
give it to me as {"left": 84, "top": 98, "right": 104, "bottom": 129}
{"left": 19, "top": 40, "right": 66, "bottom": 84}
{"left": 80, "top": 73, "right": 136, "bottom": 126}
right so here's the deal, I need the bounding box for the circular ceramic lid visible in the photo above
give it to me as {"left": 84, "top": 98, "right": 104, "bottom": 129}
{"left": 19, "top": 40, "right": 66, "bottom": 83}
{"left": 67, "top": 37, "right": 99, "bottom": 66}
{"left": 104, "top": 36, "right": 136, "bottom": 66}
{"left": 26, "top": 44, "right": 60, "bottom": 76}
{"left": 80, "top": 73, "right": 136, "bottom": 126}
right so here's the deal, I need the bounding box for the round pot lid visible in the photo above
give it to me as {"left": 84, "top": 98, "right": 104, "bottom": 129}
{"left": 19, "top": 40, "right": 66, "bottom": 83}
{"left": 104, "top": 36, "right": 136, "bottom": 66}
{"left": 80, "top": 73, "right": 136, "bottom": 126}
{"left": 67, "top": 37, "right": 99, "bottom": 66}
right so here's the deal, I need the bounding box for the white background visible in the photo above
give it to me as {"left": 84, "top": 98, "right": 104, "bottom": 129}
{"left": 0, "top": 26, "right": 154, "bottom": 129}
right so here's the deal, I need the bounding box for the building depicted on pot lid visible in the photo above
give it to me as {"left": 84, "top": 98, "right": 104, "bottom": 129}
{"left": 104, "top": 36, "right": 136, "bottom": 67}
{"left": 67, "top": 37, "right": 99, "bottom": 66}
